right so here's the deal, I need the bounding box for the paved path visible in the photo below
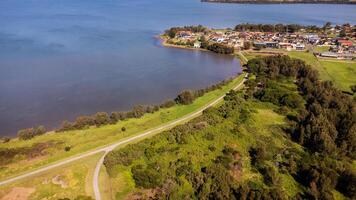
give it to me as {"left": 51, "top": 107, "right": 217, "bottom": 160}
{"left": 0, "top": 76, "right": 245, "bottom": 199}
{"left": 92, "top": 77, "right": 246, "bottom": 200}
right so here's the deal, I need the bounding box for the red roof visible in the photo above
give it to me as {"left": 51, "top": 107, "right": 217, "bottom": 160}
{"left": 338, "top": 39, "right": 353, "bottom": 46}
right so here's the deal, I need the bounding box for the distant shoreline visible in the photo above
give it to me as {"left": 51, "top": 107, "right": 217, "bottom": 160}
{"left": 157, "top": 35, "right": 210, "bottom": 52}
{"left": 201, "top": 0, "right": 356, "bottom": 4}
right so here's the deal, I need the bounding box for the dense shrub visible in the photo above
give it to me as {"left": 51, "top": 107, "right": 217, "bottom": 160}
{"left": 234, "top": 23, "right": 322, "bottom": 33}
{"left": 175, "top": 90, "right": 195, "bottom": 105}
{"left": 94, "top": 112, "right": 110, "bottom": 126}
{"left": 165, "top": 25, "right": 207, "bottom": 38}
{"left": 131, "top": 164, "right": 163, "bottom": 188}
{"left": 247, "top": 55, "right": 356, "bottom": 198}
{"left": 17, "top": 125, "right": 46, "bottom": 140}
{"left": 207, "top": 43, "right": 234, "bottom": 54}
{"left": 160, "top": 100, "right": 176, "bottom": 108}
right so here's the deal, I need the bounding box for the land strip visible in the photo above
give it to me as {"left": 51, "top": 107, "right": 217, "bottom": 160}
{"left": 0, "top": 74, "right": 246, "bottom": 189}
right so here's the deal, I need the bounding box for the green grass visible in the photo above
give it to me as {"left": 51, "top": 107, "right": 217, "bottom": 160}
{"left": 313, "top": 45, "right": 330, "bottom": 53}
{"left": 106, "top": 100, "right": 304, "bottom": 199}
{"left": 0, "top": 74, "right": 245, "bottom": 181}
{"left": 243, "top": 50, "right": 356, "bottom": 92}
{"left": 318, "top": 60, "right": 356, "bottom": 91}
{"left": 0, "top": 153, "right": 103, "bottom": 200}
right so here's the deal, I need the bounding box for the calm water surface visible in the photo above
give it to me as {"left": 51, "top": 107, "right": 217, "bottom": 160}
{"left": 0, "top": 0, "right": 355, "bottom": 136}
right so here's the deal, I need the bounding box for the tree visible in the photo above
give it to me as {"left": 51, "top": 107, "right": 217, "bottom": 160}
{"left": 243, "top": 41, "right": 251, "bottom": 50}
{"left": 59, "top": 120, "right": 73, "bottom": 131}
{"left": 17, "top": 125, "right": 46, "bottom": 140}
{"left": 207, "top": 43, "right": 234, "bottom": 54}
{"left": 74, "top": 115, "right": 94, "bottom": 129}
{"left": 339, "top": 30, "right": 346, "bottom": 37}
{"left": 94, "top": 112, "right": 110, "bottom": 126}
{"left": 160, "top": 100, "right": 176, "bottom": 108}
{"left": 175, "top": 90, "right": 195, "bottom": 105}
{"left": 131, "top": 164, "right": 162, "bottom": 188}
{"left": 323, "top": 22, "right": 332, "bottom": 30}
{"left": 200, "top": 35, "right": 209, "bottom": 49}
{"left": 128, "top": 105, "right": 146, "bottom": 118}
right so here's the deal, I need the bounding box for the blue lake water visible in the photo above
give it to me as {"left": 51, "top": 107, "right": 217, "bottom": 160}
{"left": 0, "top": 0, "right": 355, "bottom": 136}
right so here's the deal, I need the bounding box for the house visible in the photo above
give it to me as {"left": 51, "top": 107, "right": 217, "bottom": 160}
{"left": 305, "top": 34, "right": 320, "bottom": 44}
{"left": 279, "top": 42, "right": 292, "bottom": 51}
{"left": 253, "top": 42, "right": 266, "bottom": 49}
{"left": 177, "top": 31, "right": 192, "bottom": 39}
{"left": 337, "top": 39, "right": 353, "bottom": 47}
{"left": 265, "top": 42, "right": 279, "bottom": 48}
{"left": 293, "top": 43, "right": 305, "bottom": 51}
{"left": 320, "top": 52, "right": 338, "bottom": 58}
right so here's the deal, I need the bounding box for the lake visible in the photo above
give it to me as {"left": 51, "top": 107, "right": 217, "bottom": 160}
{"left": 0, "top": 0, "right": 355, "bottom": 136}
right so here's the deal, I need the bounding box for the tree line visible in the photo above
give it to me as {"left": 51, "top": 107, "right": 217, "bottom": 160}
{"left": 245, "top": 55, "right": 355, "bottom": 199}
{"left": 164, "top": 25, "right": 207, "bottom": 38}
{"left": 13, "top": 77, "right": 234, "bottom": 140}
{"left": 234, "top": 23, "right": 323, "bottom": 33}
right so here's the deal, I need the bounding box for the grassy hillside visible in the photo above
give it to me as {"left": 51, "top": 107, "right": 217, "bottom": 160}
{"left": 103, "top": 55, "right": 355, "bottom": 200}
{"left": 104, "top": 97, "right": 303, "bottom": 199}
{"left": 0, "top": 75, "right": 244, "bottom": 181}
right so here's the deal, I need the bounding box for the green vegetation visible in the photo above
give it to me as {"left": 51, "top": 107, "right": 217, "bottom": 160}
{"left": 207, "top": 43, "right": 234, "bottom": 54}
{"left": 318, "top": 60, "right": 356, "bottom": 91}
{"left": 18, "top": 125, "right": 46, "bottom": 140}
{"left": 104, "top": 55, "right": 355, "bottom": 199}
{"left": 234, "top": 23, "right": 323, "bottom": 33}
{"left": 244, "top": 50, "right": 356, "bottom": 92}
{"left": 164, "top": 25, "right": 235, "bottom": 54}
{"left": 314, "top": 45, "right": 330, "bottom": 53}
{"left": 0, "top": 75, "right": 244, "bottom": 181}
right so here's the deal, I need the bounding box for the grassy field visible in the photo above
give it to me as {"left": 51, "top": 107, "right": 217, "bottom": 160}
{"left": 104, "top": 100, "right": 304, "bottom": 199}
{"left": 0, "top": 153, "right": 103, "bottom": 200}
{"left": 243, "top": 50, "right": 356, "bottom": 92}
{"left": 0, "top": 74, "right": 245, "bottom": 181}
{"left": 318, "top": 60, "right": 356, "bottom": 91}
{"left": 313, "top": 45, "right": 330, "bottom": 53}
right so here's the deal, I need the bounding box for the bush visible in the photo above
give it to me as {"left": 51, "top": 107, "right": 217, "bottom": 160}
{"left": 160, "top": 100, "right": 176, "bottom": 108}
{"left": 175, "top": 90, "right": 195, "bottom": 105}
{"left": 18, "top": 125, "right": 46, "bottom": 140}
{"left": 207, "top": 43, "right": 234, "bottom": 54}
{"left": 64, "top": 146, "right": 71, "bottom": 152}
{"left": 131, "top": 164, "right": 162, "bottom": 188}
{"left": 94, "top": 112, "right": 110, "bottom": 126}
{"left": 74, "top": 115, "right": 95, "bottom": 129}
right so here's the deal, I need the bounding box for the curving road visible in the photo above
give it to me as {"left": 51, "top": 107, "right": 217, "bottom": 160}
{"left": 0, "top": 75, "right": 246, "bottom": 199}
{"left": 92, "top": 76, "right": 246, "bottom": 200}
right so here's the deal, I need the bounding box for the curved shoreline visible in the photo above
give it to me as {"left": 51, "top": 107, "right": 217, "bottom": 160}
{"left": 157, "top": 35, "right": 210, "bottom": 52}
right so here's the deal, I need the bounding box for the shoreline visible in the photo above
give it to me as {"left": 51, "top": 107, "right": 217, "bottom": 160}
{"left": 157, "top": 35, "right": 210, "bottom": 52}
{"left": 157, "top": 35, "right": 245, "bottom": 65}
